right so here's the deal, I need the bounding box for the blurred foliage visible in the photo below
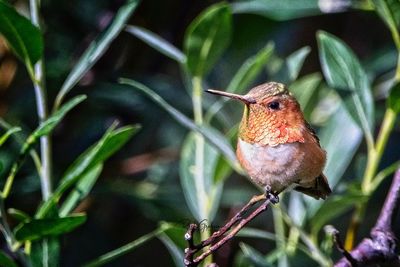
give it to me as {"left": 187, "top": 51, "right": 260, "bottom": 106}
{"left": 0, "top": 0, "right": 399, "bottom": 266}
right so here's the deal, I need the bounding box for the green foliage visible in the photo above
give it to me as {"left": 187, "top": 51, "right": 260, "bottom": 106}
{"left": 240, "top": 242, "right": 272, "bottom": 267}
{"left": 317, "top": 31, "right": 375, "bottom": 144}
{"left": 0, "top": 1, "right": 43, "bottom": 75}
{"left": 120, "top": 78, "right": 240, "bottom": 170}
{"left": 388, "top": 82, "right": 400, "bottom": 113}
{"left": 373, "top": 0, "right": 400, "bottom": 32}
{"left": 232, "top": 0, "right": 325, "bottom": 20}
{"left": 14, "top": 214, "right": 86, "bottom": 241}
{"left": 83, "top": 223, "right": 172, "bottom": 267}
{"left": 0, "top": 127, "right": 21, "bottom": 147}
{"left": 125, "top": 25, "right": 186, "bottom": 63}
{"left": 34, "top": 95, "right": 87, "bottom": 137}
{"left": 180, "top": 133, "right": 222, "bottom": 221}
{"left": 36, "top": 124, "right": 140, "bottom": 218}
{"left": 54, "top": 0, "right": 141, "bottom": 109}
{"left": 184, "top": 2, "right": 232, "bottom": 77}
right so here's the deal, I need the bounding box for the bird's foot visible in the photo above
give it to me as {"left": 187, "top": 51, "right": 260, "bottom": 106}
{"left": 264, "top": 186, "right": 279, "bottom": 204}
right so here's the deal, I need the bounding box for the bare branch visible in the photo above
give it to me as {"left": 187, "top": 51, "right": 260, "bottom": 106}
{"left": 335, "top": 169, "right": 400, "bottom": 267}
{"left": 184, "top": 194, "right": 269, "bottom": 266}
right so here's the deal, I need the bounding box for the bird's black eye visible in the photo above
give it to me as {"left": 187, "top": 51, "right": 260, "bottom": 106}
{"left": 268, "top": 101, "right": 280, "bottom": 110}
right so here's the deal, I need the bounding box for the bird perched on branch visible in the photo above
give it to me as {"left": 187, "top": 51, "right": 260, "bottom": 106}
{"left": 207, "top": 82, "right": 331, "bottom": 203}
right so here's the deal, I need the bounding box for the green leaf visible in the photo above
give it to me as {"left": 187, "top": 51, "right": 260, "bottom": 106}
{"left": 239, "top": 242, "right": 272, "bottom": 267}
{"left": 180, "top": 133, "right": 223, "bottom": 221}
{"left": 310, "top": 192, "right": 367, "bottom": 236}
{"left": 34, "top": 95, "right": 87, "bottom": 137}
{"left": 54, "top": 0, "right": 141, "bottom": 109}
{"left": 83, "top": 224, "right": 172, "bottom": 267}
{"left": 158, "top": 233, "right": 184, "bottom": 267}
{"left": 30, "top": 237, "right": 60, "bottom": 267}
{"left": 236, "top": 227, "right": 276, "bottom": 241}
{"left": 317, "top": 31, "right": 374, "bottom": 143}
{"left": 388, "top": 82, "right": 400, "bottom": 113}
{"left": 1, "top": 97, "right": 85, "bottom": 199}
{"left": 0, "top": 1, "right": 43, "bottom": 72}
{"left": 286, "top": 46, "right": 311, "bottom": 81}
{"left": 120, "top": 78, "right": 241, "bottom": 171}
{"left": 59, "top": 164, "right": 103, "bottom": 217}
{"left": 0, "top": 251, "right": 17, "bottom": 267}
{"left": 7, "top": 208, "right": 30, "bottom": 222}
{"left": 14, "top": 214, "right": 86, "bottom": 241}
{"left": 373, "top": 0, "right": 400, "bottom": 31}
{"left": 184, "top": 2, "right": 232, "bottom": 77}
{"left": 125, "top": 25, "right": 186, "bottom": 63}
{"left": 0, "top": 127, "right": 21, "bottom": 147}
{"left": 36, "top": 125, "right": 140, "bottom": 218}
{"left": 232, "top": 0, "right": 348, "bottom": 21}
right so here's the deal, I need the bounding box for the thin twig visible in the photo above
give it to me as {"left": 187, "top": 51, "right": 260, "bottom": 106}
{"left": 184, "top": 194, "right": 269, "bottom": 266}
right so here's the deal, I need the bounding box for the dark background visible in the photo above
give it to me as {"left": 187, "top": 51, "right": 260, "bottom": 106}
{"left": 0, "top": 0, "right": 399, "bottom": 266}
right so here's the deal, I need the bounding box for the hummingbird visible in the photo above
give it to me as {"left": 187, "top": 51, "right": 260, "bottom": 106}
{"left": 207, "top": 82, "right": 331, "bottom": 203}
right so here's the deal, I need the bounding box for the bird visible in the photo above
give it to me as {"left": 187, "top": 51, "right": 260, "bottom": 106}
{"left": 206, "top": 82, "right": 331, "bottom": 203}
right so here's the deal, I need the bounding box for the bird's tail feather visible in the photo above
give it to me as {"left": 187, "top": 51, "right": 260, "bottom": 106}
{"left": 294, "top": 174, "right": 331, "bottom": 200}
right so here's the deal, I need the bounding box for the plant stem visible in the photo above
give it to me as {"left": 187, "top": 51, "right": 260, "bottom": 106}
{"left": 345, "top": 107, "right": 396, "bottom": 249}
{"left": 30, "top": 0, "right": 52, "bottom": 201}
{"left": 363, "top": 108, "right": 397, "bottom": 193}
{"left": 272, "top": 204, "right": 288, "bottom": 267}
{"left": 191, "top": 76, "right": 211, "bottom": 266}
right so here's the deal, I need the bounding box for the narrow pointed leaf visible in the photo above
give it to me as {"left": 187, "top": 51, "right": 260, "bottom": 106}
{"left": 7, "top": 208, "right": 30, "bottom": 222}
{"left": 317, "top": 31, "right": 374, "bottom": 141}
{"left": 158, "top": 233, "right": 184, "bottom": 267}
{"left": 30, "top": 238, "right": 59, "bottom": 267}
{"left": 240, "top": 242, "right": 272, "bottom": 267}
{"left": 373, "top": 0, "right": 400, "bottom": 31}
{"left": 0, "top": 127, "right": 21, "bottom": 147}
{"left": 55, "top": 0, "right": 140, "bottom": 108}
{"left": 184, "top": 3, "right": 232, "bottom": 77}
{"left": 287, "top": 46, "right": 311, "bottom": 81}
{"left": 14, "top": 214, "right": 86, "bottom": 241}
{"left": 180, "top": 133, "right": 222, "bottom": 221}
{"left": 232, "top": 0, "right": 350, "bottom": 21}
{"left": 83, "top": 225, "right": 171, "bottom": 267}
{"left": 125, "top": 25, "right": 186, "bottom": 63}
{"left": 59, "top": 164, "right": 103, "bottom": 216}
{"left": 120, "top": 78, "right": 240, "bottom": 171}
{"left": 36, "top": 125, "right": 140, "bottom": 218}
{"left": 35, "top": 95, "right": 86, "bottom": 137}
{"left": 0, "top": 1, "right": 43, "bottom": 70}
{"left": 310, "top": 191, "right": 367, "bottom": 236}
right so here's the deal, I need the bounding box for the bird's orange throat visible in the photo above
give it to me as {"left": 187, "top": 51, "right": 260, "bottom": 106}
{"left": 239, "top": 104, "right": 305, "bottom": 147}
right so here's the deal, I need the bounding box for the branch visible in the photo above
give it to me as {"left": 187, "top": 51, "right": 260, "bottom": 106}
{"left": 335, "top": 169, "right": 400, "bottom": 267}
{"left": 184, "top": 194, "right": 269, "bottom": 266}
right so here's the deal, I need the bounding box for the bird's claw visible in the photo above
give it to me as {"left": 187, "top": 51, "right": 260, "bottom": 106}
{"left": 265, "top": 186, "right": 279, "bottom": 204}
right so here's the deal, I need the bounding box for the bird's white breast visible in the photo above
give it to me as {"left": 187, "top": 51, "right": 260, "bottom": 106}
{"left": 237, "top": 138, "right": 305, "bottom": 193}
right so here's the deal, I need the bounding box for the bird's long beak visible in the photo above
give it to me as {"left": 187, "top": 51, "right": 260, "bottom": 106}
{"left": 206, "top": 89, "right": 256, "bottom": 105}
